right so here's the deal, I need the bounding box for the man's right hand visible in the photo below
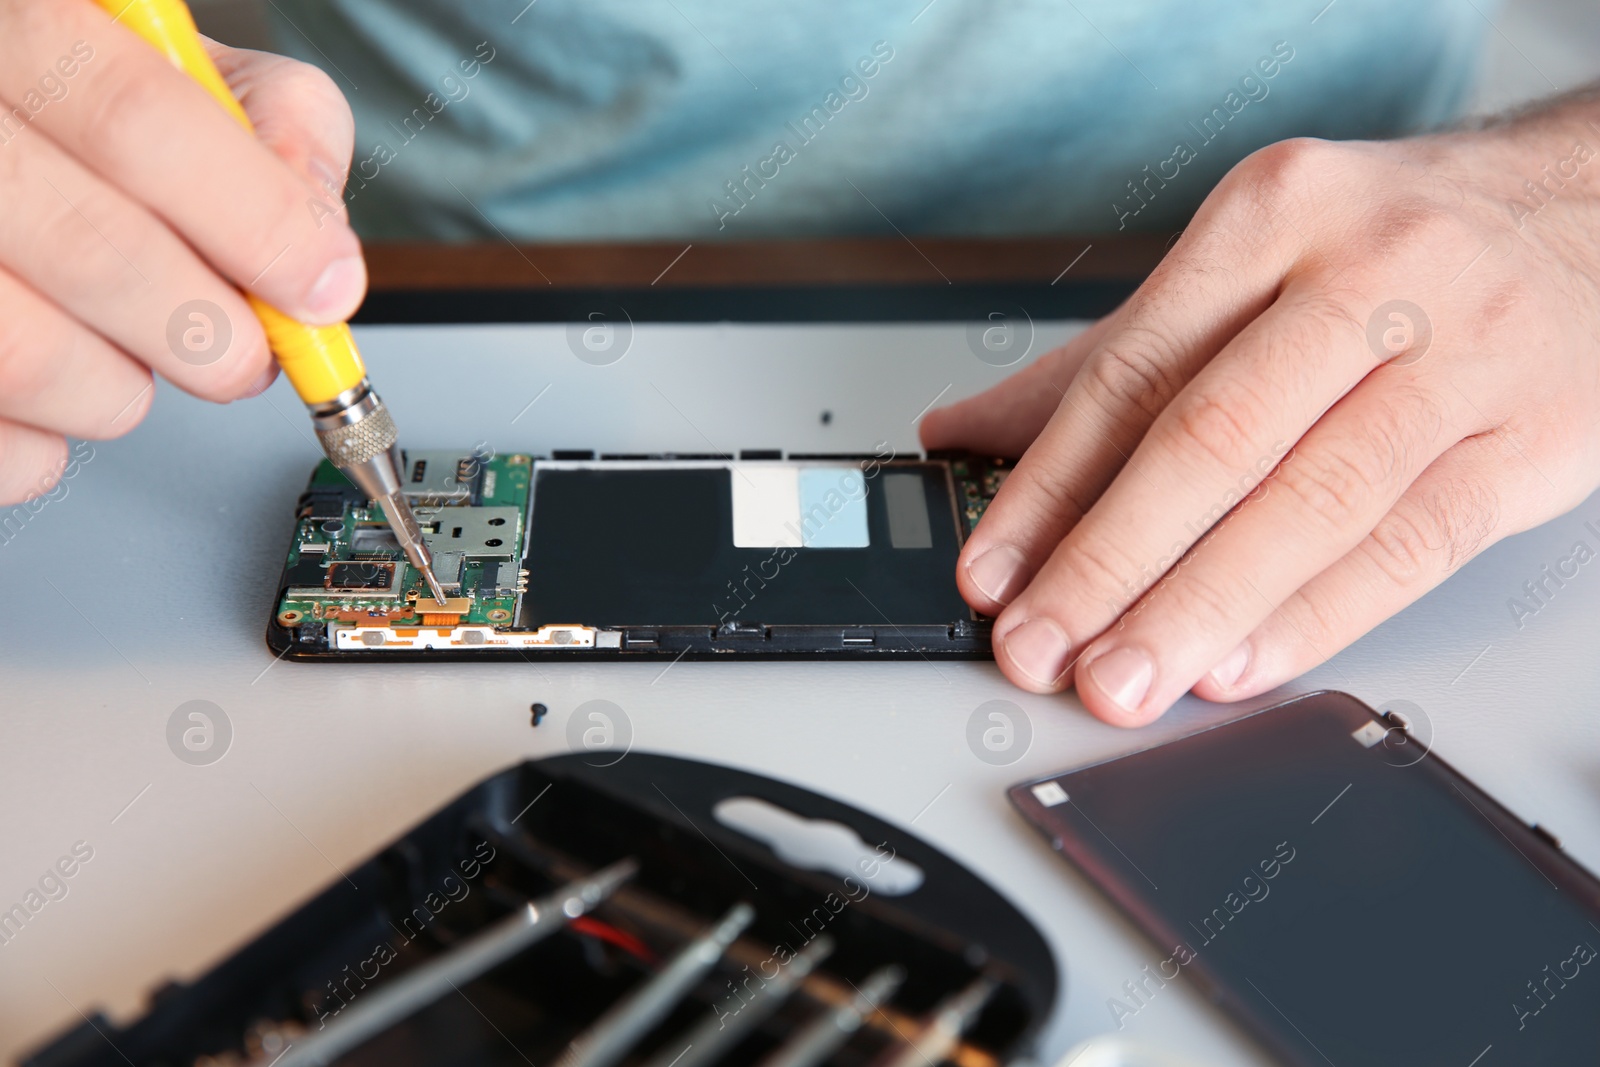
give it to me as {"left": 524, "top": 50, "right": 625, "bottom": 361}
{"left": 0, "top": 0, "right": 364, "bottom": 505}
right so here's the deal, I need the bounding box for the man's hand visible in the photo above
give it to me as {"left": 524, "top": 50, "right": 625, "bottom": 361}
{"left": 0, "top": 1, "right": 360, "bottom": 505}
{"left": 923, "top": 92, "right": 1600, "bottom": 726}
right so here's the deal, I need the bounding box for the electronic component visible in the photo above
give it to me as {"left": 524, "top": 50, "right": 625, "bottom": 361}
{"left": 430, "top": 551, "right": 465, "bottom": 594}
{"left": 325, "top": 560, "right": 398, "bottom": 593}
{"left": 350, "top": 526, "right": 401, "bottom": 553}
{"left": 335, "top": 623, "right": 599, "bottom": 650}
{"left": 270, "top": 450, "right": 1008, "bottom": 660}
{"left": 476, "top": 561, "right": 501, "bottom": 598}
{"left": 415, "top": 505, "right": 520, "bottom": 560}
{"left": 411, "top": 595, "right": 472, "bottom": 615}
{"left": 399, "top": 448, "right": 486, "bottom": 505}
{"left": 281, "top": 556, "right": 327, "bottom": 591}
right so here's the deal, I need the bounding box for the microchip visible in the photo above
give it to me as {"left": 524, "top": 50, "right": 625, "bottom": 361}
{"left": 327, "top": 560, "right": 397, "bottom": 592}
{"left": 307, "top": 497, "right": 345, "bottom": 521}
{"left": 283, "top": 556, "right": 327, "bottom": 589}
{"left": 300, "top": 481, "right": 365, "bottom": 520}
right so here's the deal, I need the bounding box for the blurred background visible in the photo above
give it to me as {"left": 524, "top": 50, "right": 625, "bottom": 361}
{"left": 191, "top": 0, "right": 1600, "bottom": 137}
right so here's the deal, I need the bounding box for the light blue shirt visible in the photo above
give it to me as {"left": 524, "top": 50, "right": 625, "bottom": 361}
{"left": 270, "top": 1, "right": 1491, "bottom": 240}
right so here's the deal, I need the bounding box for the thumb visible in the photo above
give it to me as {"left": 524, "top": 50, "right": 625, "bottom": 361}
{"left": 202, "top": 38, "right": 355, "bottom": 206}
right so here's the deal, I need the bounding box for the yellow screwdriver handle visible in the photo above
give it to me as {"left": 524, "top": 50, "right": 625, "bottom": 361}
{"left": 95, "top": 0, "right": 367, "bottom": 405}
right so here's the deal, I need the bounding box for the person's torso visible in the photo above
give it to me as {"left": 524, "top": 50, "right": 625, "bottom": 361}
{"left": 270, "top": 0, "right": 1491, "bottom": 239}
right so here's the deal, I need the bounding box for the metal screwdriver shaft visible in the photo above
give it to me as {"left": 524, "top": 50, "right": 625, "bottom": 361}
{"left": 307, "top": 379, "right": 448, "bottom": 604}
{"left": 266, "top": 859, "right": 638, "bottom": 1067}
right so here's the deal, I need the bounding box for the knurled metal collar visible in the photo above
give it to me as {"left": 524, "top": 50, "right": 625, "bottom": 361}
{"left": 316, "top": 399, "right": 398, "bottom": 467}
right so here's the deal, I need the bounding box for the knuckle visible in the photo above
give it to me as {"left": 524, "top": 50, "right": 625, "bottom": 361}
{"left": 1004, "top": 447, "right": 1094, "bottom": 527}
{"left": 1158, "top": 567, "right": 1238, "bottom": 627}
{"left": 1269, "top": 376, "right": 1448, "bottom": 537}
{"left": 1234, "top": 137, "right": 1336, "bottom": 201}
{"left": 1082, "top": 331, "right": 1183, "bottom": 423}
{"left": 1286, "top": 288, "right": 1365, "bottom": 354}
{"left": 1166, "top": 379, "right": 1273, "bottom": 472}
{"left": 1276, "top": 437, "right": 1388, "bottom": 530}
{"left": 1364, "top": 501, "right": 1443, "bottom": 585}
{"left": 1206, "top": 138, "right": 1336, "bottom": 233}
{"left": 1281, "top": 584, "right": 1344, "bottom": 652}
{"left": 1363, "top": 468, "right": 1499, "bottom": 588}
{"left": 265, "top": 58, "right": 354, "bottom": 157}
{"left": 277, "top": 58, "right": 346, "bottom": 111}
{"left": 1010, "top": 460, "right": 1093, "bottom": 528}
{"left": 1059, "top": 534, "right": 1151, "bottom": 616}
{"left": 1434, "top": 479, "right": 1501, "bottom": 572}
{"left": 1407, "top": 473, "right": 1501, "bottom": 575}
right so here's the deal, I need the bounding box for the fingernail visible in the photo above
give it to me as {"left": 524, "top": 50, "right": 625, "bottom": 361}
{"left": 1001, "top": 617, "right": 1072, "bottom": 688}
{"left": 1209, "top": 642, "right": 1250, "bottom": 690}
{"left": 304, "top": 255, "right": 366, "bottom": 320}
{"left": 1085, "top": 646, "right": 1154, "bottom": 713}
{"left": 309, "top": 156, "right": 346, "bottom": 197}
{"left": 967, "top": 544, "right": 1031, "bottom": 606}
{"left": 242, "top": 364, "right": 278, "bottom": 399}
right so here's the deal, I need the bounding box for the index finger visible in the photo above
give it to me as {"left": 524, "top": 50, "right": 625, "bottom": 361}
{"left": 2, "top": 0, "right": 364, "bottom": 323}
{"left": 954, "top": 207, "right": 1293, "bottom": 616}
{"left": 992, "top": 283, "right": 1384, "bottom": 694}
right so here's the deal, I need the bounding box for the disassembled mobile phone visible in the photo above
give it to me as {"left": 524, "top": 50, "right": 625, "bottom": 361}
{"left": 1011, "top": 691, "right": 1600, "bottom": 1066}
{"left": 268, "top": 449, "right": 1008, "bottom": 660}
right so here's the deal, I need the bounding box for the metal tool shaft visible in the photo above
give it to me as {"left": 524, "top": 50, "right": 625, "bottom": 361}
{"left": 877, "top": 975, "right": 998, "bottom": 1067}
{"left": 558, "top": 902, "right": 756, "bottom": 1067}
{"left": 267, "top": 859, "right": 638, "bottom": 1067}
{"left": 307, "top": 379, "right": 447, "bottom": 604}
{"left": 756, "top": 964, "right": 906, "bottom": 1067}
{"left": 645, "top": 934, "right": 836, "bottom": 1067}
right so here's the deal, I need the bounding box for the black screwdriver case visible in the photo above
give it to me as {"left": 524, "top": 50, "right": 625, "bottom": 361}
{"left": 24, "top": 753, "right": 1057, "bottom": 1067}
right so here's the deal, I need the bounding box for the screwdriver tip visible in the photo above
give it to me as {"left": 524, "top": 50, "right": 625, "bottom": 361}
{"left": 420, "top": 565, "right": 449, "bottom": 606}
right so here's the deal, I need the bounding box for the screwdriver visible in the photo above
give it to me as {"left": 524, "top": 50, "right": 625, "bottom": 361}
{"left": 95, "top": 0, "right": 450, "bottom": 606}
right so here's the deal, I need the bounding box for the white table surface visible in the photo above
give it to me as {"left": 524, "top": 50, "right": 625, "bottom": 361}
{"left": 3, "top": 320, "right": 1598, "bottom": 1065}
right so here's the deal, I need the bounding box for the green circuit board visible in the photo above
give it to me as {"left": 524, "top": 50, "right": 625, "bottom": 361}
{"left": 949, "top": 456, "right": 1010, "bottom": 533}
{"left": 272, "top": 448, "right": 1010, "bottom": 657}
{"left": 274, "top": 450, "right": 531, "bottom": 637}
